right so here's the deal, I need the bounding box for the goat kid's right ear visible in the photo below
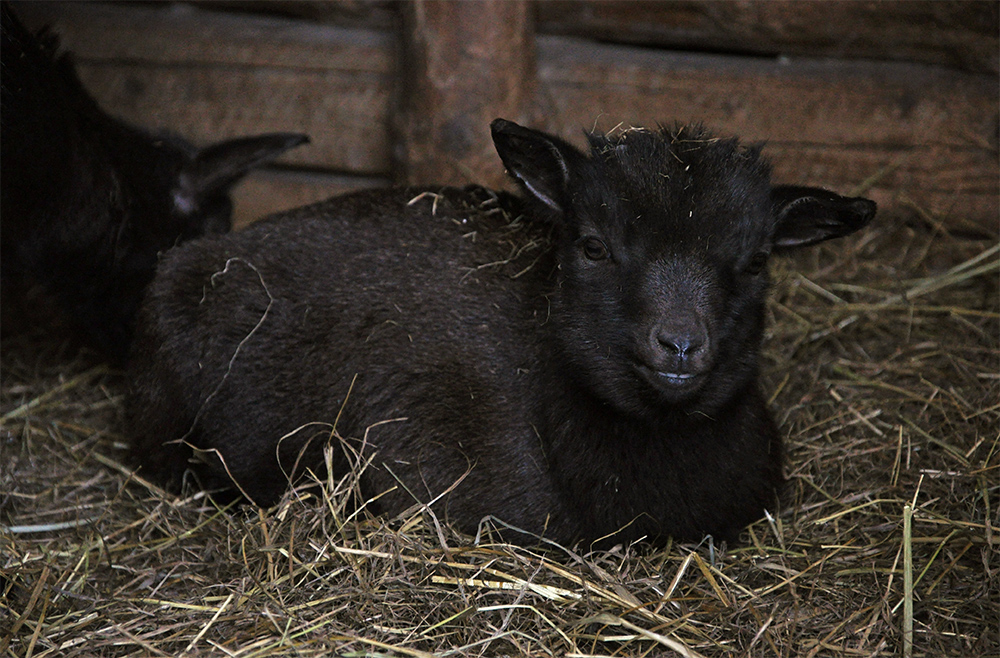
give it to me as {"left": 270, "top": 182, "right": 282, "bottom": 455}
{"left": 491, "top": 118, "right": 583, "bottom": 215}
{"left": 771, "top": 185, "right": 877, "bottom": 249}
{"left": 178, "top": 132, "right": 310, "bottom": 201}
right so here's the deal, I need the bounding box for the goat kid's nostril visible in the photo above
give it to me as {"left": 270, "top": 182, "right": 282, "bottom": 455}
{"left": 654, "top": 324, "right": 707, "bottom": 358}
{"left": 659, "top": 334, "right": 698, "bottom": 357}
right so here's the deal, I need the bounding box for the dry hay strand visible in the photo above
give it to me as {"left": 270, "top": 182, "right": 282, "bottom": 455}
{"left": 2, "top": 204, "right": 997, "bottom": 658}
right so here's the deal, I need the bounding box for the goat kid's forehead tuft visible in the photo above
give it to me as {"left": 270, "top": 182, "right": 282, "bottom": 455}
{"left": 586, "top": 123, "right": 767, "bottom": 173}
{"left": 584, "top": 124, "right": 771, "bottom": 209}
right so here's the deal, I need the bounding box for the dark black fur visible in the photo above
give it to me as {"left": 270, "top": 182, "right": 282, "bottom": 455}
{"left": 0, "top": 3, "right": 307, "bottom": 360}
{"left": 125, "top": 119, "right": 875, "bottom": 547}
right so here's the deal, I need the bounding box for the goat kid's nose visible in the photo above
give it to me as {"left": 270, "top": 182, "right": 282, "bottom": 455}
{"left": 653, "top": 320, "right": 708, "bottom": 359}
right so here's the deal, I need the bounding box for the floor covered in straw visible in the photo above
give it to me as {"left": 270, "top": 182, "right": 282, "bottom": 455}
{"left": 2, "top": 203, "right": 997, "bottom": 657}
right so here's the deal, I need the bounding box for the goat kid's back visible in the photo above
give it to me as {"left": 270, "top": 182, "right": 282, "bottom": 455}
{"left": 126, "top": 119, "right": 875, "bottom": 546}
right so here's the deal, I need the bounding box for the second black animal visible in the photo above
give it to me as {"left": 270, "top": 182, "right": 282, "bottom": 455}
{"left": 0, "top": 3, "right": 307, "bottom": 360}
{"left": 126, "top": 119, "right": 875, "bottom": 546}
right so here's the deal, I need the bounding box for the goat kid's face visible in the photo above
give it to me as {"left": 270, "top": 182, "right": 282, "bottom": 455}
{"left": 491, "top": 119, "right": 876, "bottom": 417}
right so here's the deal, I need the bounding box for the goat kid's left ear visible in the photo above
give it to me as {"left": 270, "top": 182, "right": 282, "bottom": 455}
{"left": 491, "top": 118, "right": 586, "bottom": 216}
{"left": 178, "top": 132, "right": 310, "bottom": 201}
{"left": 771, "top": 185, "right": 877, "bottom": 249}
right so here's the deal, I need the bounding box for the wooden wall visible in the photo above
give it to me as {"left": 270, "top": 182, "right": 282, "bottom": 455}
{"left": 12, "top": 1, "right": 998, "bottom": 235}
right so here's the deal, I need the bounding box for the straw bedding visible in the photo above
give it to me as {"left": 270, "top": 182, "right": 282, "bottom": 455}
{"left": 1, "top": 200, "right": 997, "bottom": 657}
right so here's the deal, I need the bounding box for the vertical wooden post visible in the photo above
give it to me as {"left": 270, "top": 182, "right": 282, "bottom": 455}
{"left": 395, "top": 0, "right": 535, "bottom": 188}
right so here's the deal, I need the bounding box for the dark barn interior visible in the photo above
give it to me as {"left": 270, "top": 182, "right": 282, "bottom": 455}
{"left": 2, "top": 2, "right": 998, "bottom": 656}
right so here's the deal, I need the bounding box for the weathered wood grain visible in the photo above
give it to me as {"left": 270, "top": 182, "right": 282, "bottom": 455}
{"left": 394, "top": 0, "right": 536, "bottom": 188}
{"left": 536, "top": 37, "right": 996, "bottom": 148}
{"left": 535, "top": 36, "right": 998, "bottom": 233}
{"left": 16, "top": 2, "right": 393, "bottom": 70}
{"left": 537, "top": 0, "right": 999, "bottom": 74}
{"left": 72, "top": 62, "right": 392, "bottom": 175}
{"left": 15, "top": 1, "right": 394, "bottom": 174}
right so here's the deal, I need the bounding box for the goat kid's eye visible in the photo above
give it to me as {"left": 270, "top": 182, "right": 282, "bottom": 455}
{"left": 744, "top": 251, "right": 769, "bottom": 275}
{"left": 582, "top": 237, "right": 610, "bottom": 261}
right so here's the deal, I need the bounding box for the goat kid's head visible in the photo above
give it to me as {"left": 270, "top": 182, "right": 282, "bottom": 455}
{"left": 115, "top": 130, "right": 311, "bottom": 255}
{"left": 491, "top": 119, "right": 875, "bottom": 417}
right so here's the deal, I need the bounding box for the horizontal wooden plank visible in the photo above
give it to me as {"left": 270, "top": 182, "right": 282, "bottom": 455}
{"left": 535, "top": 35, "right": 998, "bottom": 232}
{"left": 184, "top": 0, "right": 1000, "bottom": 80}
{"left": 194, "top": 1, "right": 398, "bottom": 31}
{"left": 230, "top": 169, "right": 388, "bottom": 229}
{"left": 15, "top": 1, "right": 394, "bottom": 71}
{"left": 537, "top": 0, "right": 999, "bottom": 74}
{"left": 14, "top": 1, "right": 394, "bottom": 174}
{"left": 536, "top": 36, "right": 997, "bottom": 148}
{"left": 766, "top": 145, "right": 997, "bottom": 237}
{"left": 72, "top": 62, "right": 391, "bottom": 174}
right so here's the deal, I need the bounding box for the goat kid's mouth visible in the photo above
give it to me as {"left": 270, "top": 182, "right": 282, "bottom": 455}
{"left": 635, "top": 362, "right": 709, "bottom": 396}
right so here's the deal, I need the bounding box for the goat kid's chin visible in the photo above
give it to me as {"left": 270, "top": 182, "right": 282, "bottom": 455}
{"left": 585, "top": 362, "right": 715, "bottom": 417}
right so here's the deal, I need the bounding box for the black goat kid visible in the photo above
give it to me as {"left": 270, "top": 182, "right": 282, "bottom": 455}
{"left": 0, "top": 4, "right": 307, "bottom": 360}
{"left": 126, "top": 119, "right": 875, "bottom": 547}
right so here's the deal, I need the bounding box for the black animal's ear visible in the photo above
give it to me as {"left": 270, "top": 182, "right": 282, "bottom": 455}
{"left": 771, "top": 185, "right": 877, "bottom": 249}
{"left": 491, "top": 118, "right": 584, "bottom": 215}
{"left": 176, "top": 132, "right": 309, "bottom": 203}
